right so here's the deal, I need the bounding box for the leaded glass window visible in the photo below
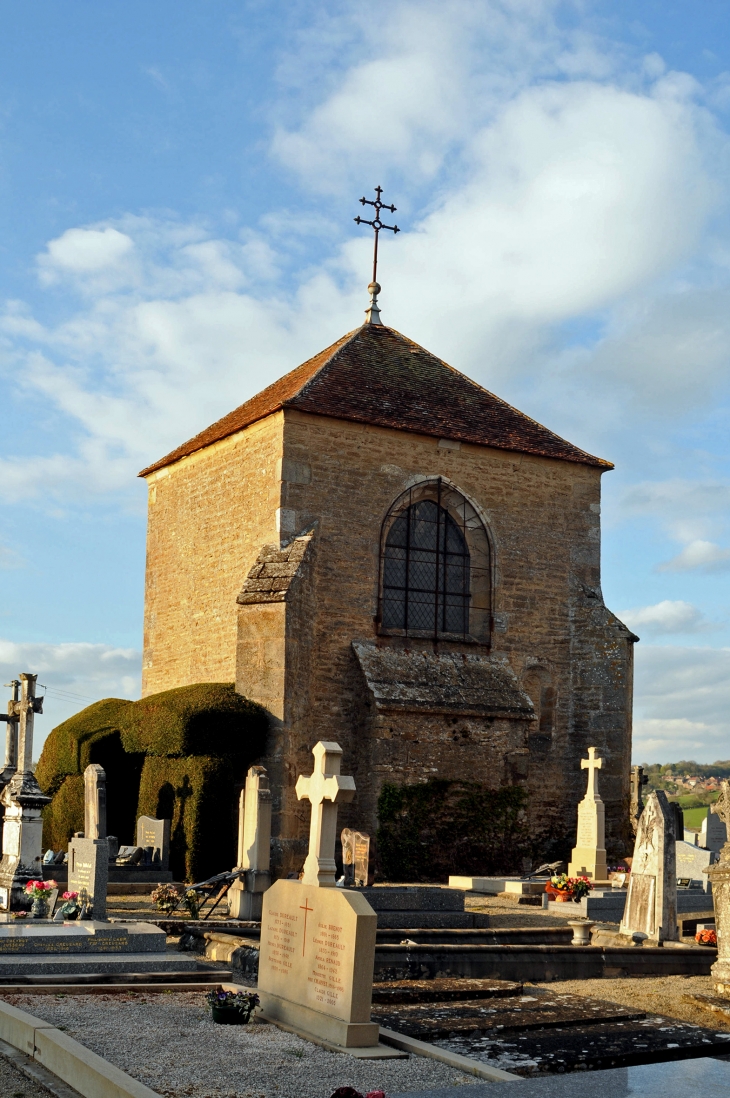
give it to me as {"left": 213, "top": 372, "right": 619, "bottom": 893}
{"left": 381, "top": 500, "right": 470, "bottom": 636}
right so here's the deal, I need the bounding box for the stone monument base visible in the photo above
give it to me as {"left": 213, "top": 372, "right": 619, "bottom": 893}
{"left": 0, "top": 919, "right": 198, "bottom": 979}
{"left": 258, "top": 990, "right": 380, "bottom": 1048}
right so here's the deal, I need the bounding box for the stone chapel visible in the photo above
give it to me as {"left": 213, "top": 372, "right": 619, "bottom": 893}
{"left": 139, "top": 297, "right": 637, "bottom": 875}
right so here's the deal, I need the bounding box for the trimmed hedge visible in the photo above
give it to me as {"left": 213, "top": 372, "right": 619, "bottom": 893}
{"left": 41, "top": 774, "right": 85, "bottom": 851}
{"left": 36, "top": 698, "right": 133, "bottom": 797}
{"left": 376, "top": 778, "right": 530, "bottom": 882}
{"left": 120, "top": 682, "right": 267, "bottom": 757}
{"left": 137, "top": 755, "right": 241, "bottom": 882}
{"left": 38, "top": 683, "right": 268, "bottom": 878}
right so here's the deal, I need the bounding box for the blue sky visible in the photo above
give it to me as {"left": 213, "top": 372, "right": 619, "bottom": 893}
{"left": 0, "top": 1, "right": 729, "bottom": 763}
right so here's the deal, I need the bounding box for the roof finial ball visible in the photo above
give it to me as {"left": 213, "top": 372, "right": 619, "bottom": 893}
{"left": 354, "top": 186, "right": 399, "bottom": 326}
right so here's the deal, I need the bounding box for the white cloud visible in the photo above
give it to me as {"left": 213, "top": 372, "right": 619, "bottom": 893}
{"left": 41, "top": 227, "right": 134, "bottom": 276}
{"left": 658, "top": 539, "right": 730, "bottom": 573}
{"left": 0, "top": 543, "right": 23, "bottom": 570}
{"left": 632, "top": 645, "right": 730, "bottom": 763}
{"left": 0, "top": 640, "right": 141, "bottom": 758}
{"left": 619, "top": 600, "right": 717, "bottom": 634}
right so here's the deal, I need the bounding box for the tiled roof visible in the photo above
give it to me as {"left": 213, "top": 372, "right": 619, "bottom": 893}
{"left": 139, "top": 324, "right": 611, "bottom": 476}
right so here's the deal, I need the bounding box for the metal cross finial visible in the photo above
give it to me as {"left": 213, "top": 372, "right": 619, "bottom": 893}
{"left": 354, "top": 185, "right": 399, "bottom": 325}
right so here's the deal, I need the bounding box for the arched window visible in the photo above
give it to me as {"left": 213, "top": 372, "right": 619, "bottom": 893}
{"left": 378, "top": 479, "right": 492, "bottom": 642}
{"left": 382, "top": 500, "right": 470, "bottom": 634}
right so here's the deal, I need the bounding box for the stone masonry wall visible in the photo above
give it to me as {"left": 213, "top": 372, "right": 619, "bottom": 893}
{"left": 243, "top": 409, "right": 634, "bottom": 871}
{"left": 142, "top": 412, "right": 285, "bottom": 695}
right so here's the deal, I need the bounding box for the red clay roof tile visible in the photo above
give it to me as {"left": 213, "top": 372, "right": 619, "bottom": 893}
{"left": 139, "top": 323, "right": 611, "bottom": 476}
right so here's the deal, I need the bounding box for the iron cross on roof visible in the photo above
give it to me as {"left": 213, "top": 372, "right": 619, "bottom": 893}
{"left": 354, "top": 185, "right": 399, "bottom": 325}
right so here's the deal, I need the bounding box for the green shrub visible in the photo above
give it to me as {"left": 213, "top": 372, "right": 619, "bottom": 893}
{"left": 136, "top": 755, "right": 242, "bottom": 882}
{"left": 36, "top": 699, "right": 133, "bottom": 797}
{"left": 36, "top": 682, "right": 269, "bottom": 879}
{"left": 376, "top": 779, "right": 529, "bottom": 882}
{"left": 41, "top": 774, "right": 84, "bottom": 850}
{"left": 119, "top": 682, "right": 267, "bottom": 757}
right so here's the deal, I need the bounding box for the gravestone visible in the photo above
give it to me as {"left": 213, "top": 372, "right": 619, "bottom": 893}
{"left": 68, "top": 765, "right": 109, "bottom": 919}
{"left": 675, "top": 839, "right": 716, "bottom": 892}
{"left": 567, "top": 747, "right": 608, "bottom": 881}
{"left": 620, "top": 790, "right": 678, "bottom": 943}
{"left": 707, "top": 781, "right": 730, "bottom": 994}
{"left": 136, "top": 816, "right": 170, "bottom": 869}
{"left": 84, "top": 764, "right": 106, "bottom": 839}
{"left": 700, "top": 809, "right": 727, "bottom": 853}
{"left": 341, "top": 828, "right": 370, "bottom": 888}
{"left": 258, "top": 742, "right": 381, "bottom": 1052}
{"left": 228, "top": 765, "right": 272, "bottom": 920}
{"left": 0, "top": 674, "right": 51, "bottom": 909}
{"left": 630, "top": 764, "right": 648, "bottom": 834}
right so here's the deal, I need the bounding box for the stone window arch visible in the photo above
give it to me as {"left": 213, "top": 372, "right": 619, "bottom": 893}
{"left": 378, "top": 478, "right": 492, "bottom": 643}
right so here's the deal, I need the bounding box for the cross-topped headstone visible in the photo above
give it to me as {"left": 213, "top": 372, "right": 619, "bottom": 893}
{"left": 568, "top": 746, "right": 607, "bottom": 881}
{"left": 296, "top": 742, "right": 356, "bottom": 887}
{"left": 581, "top": 747, "right": 603, "bottom": 799}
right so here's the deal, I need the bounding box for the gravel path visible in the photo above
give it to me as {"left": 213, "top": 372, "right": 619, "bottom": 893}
{"left": 0, "top": 1050, "right": 56, "bottom": 1098}
{"left": 2, "top": 993, "right": 477, "bottom": 1098}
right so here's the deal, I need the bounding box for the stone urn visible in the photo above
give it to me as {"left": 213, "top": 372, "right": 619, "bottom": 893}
{"left": 567, "top": 920, "right": 594, "bottom": 946}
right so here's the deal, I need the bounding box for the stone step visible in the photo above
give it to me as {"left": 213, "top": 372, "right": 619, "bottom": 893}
{"left": 372, "top": 942, "right": 716, "bottom": 983}
{"left": 0, "top": 952, "right": 201, "bottom": 977}
{"left": 372, "top": 978, "right": 523, "bottom": 1003}
{"left": 359, "top": 887, "right": 465, "bottom": 912}
{"left": 372, "top": 991, "right": 645, "bottom": 1039}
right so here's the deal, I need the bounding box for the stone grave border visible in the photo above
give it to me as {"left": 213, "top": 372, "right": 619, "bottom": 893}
{"left": 0, "top": 999, "right": 159, "bottom": 1098}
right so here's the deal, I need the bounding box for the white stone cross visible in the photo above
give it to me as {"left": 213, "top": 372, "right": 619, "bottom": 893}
{"left": 296, "top": 741, "right": 356, "bottom": 887}
{"left": 581, "top": 746, "right": 603, "bottom": 800}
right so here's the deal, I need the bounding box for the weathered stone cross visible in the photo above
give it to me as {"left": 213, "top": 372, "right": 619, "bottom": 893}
{"left": 296, "top": 741, "right": 356, "bottom": 887}
{"left": 581, "top": 746, "right": 603, "bottom": 800}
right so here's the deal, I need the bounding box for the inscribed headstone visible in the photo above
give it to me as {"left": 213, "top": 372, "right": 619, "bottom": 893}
{"left": 68, "top": 763, "right": 109, "bottom": 918}
{"left": 568, "top": 747, "right": 607, "bottom": 881}
{"left": 68, "top": 837, "right": 108, "bottom": 919}
{"left": 700, "top": 810, "right": 727, "bottom": 854}
{"left": 341, "top": 828, "right": 370, "bottom": 887}
{"left": 620, "top": 790, "right": 677, "bottom": 943}
{"left": 675, "top": 839, "right": 715, "bottom": 892}
{"left": 257, "top": 741, "right": 379, "bottom": 1050}
{"left": 228, "top": 766, "right": 272, "bottom": 920}
{"left": 136, "top": 816, "right": 170, "bottom": 869}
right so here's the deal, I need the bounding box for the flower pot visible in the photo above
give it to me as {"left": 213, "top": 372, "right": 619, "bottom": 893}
{"left": 31, "top": 897, "right": 49, "bottom": 919}
{"left": 211, "top": 1005, "right": 248, "bottom": 1025}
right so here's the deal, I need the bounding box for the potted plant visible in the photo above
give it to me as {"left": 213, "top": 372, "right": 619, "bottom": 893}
{"left": 545, "top": 874, "right": 593, "bottom": 902}
{"left": 206, "top": 988, "right": 259, "bottom": 1025}
{"left": 25, "top": 879, "right": 57, "bottom": 919}
{"left": 695, "top": 927, "right": 717, "bottom": 947}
